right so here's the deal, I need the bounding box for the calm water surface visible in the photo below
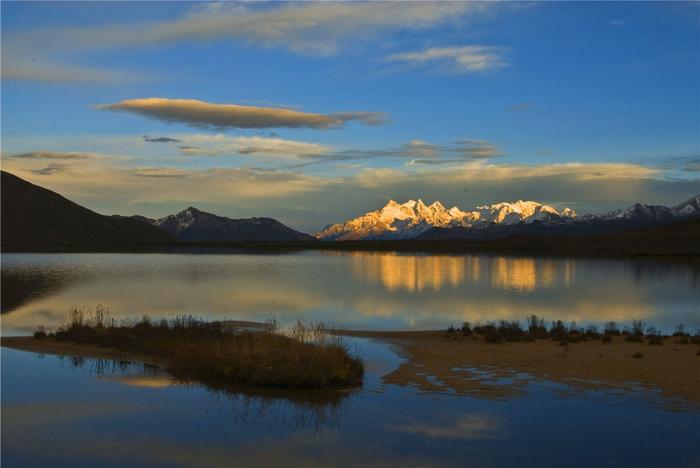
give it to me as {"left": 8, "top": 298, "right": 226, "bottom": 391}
{"left": 2, "top": 252, "right": 699, "bottom": 467}
{"left": 2, "top": 339, "right": 699, "bottom": 467}
{"left": 2, "top": 251, "right": 699, "bottom": 334}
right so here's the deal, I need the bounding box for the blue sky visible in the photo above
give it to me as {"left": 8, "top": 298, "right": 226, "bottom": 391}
{"left": 2, "top": 1, "right": 699, "bottom": 231}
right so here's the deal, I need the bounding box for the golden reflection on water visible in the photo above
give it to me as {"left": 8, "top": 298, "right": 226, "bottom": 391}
{"left": 351, "top": 253, "right": 464, "bottom": 292}
{"left": 351, "top": 252, "right": 574, "bottom": 293}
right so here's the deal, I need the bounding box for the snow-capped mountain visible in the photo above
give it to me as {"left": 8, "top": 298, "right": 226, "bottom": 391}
{"left": 580, "top": 195, "right": 700, "bottom": 223}
{"left": 316, "top": 199, "right": 576, "bottom": 241}
{"left": 419, "top": 194, "right": 700, "bottom": 240}
{"left": 142, "top": 207, "right": 315, "bottom": 242}
{"left": 673, "top": 195, "right": 700, "bottom": 217}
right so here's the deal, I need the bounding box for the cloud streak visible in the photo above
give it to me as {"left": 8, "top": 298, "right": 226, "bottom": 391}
{"left": 173, "top": 134, "right": 331, "bottom": 158}
{"left": 8, "top": 151, "right": 96, "bottom": 160}
{"left": 28, "top": 164, "right": 69, "bottom": 176}
{"left": 387, "top": 45, "right": 507, "bottom": 73}
{"left": 288, "top": 139, "right": 502, "bottom": 168}
{"left": 143, "top": 135, "right": 181, "bottom": 143}
{"left": 0, "top": 58, "right": 149, "bottom": 84}
{"left": 97, "top": 98, "right": 386, "bottom": 130}
{"left": 2, "top": 2, "right": 494, "bottom": 83}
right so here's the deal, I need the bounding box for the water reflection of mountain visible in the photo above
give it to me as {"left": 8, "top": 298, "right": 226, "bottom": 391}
{"left": 2, "top": 252, "right": 699, "bottom": 333}
{"left": 61, "top": 356, "right": 353, "bottom": 433}
{"left": 1, "top": 267, "right": 80, "bottom": 314}
{"left": 349, "top": 252, "right": 575, "bottom": 292}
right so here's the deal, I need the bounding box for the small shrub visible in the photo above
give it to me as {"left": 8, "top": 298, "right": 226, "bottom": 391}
{"left": 461, "top": 322, "right": 472, "bottom": 336}
{"left": 584, "top": 325, "right": 601, "bottom": 339}
{"left": 604, "top": 322, "right": 620, "bottom": 336}
{"left": 33, "top": 327, "right": 47, "bottom": 339}
{"left": 526, "top": 315, "right": 548, "bottom": 339}
{"left": 632, "top": 352, "right": 644, "bottom": 359}
{"left": 631, "top": 320, "right": 645, "bottom": 336}
{"left": 672, "top": 324, "right": 687, "bottom": 337}
{"left": 497, "top": 321, "right": 529, "bottom": 342}
{"left": 446, "top": 325, "right": 456, "bottom": 334}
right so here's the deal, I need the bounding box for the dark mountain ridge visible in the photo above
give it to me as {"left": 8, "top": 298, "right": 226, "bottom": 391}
{"left": 140, "top": 206, "right": 316, "bottom": 242}
{"left": 1, "top": 171, "right": 175, "bottom": 248}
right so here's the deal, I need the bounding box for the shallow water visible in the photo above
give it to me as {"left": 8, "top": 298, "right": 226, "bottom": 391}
{"left": 2, "top": 251, "right": 699, "bottom": 334}
{"left": 2, "top": 251, "right": 699, "bottom": 466}
{"left": 2, "top": 338, "right": 699, "bottom": 468}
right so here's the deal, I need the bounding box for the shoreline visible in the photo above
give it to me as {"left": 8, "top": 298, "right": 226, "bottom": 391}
{"left": 338, "top": 330, "right": 700, "bottom": 404}
{"left": 4, "top": 331, "right": 699, "bottom": 405}
{"left": 3, "top": 218, "right": 700, "bottom": 258}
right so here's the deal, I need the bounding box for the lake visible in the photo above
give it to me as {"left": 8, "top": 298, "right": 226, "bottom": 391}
{"left": 2, "top": 251, "right": 699, "bottom": 467}
{"left": 2, "top": 251, "right": 699, "bottom": 334}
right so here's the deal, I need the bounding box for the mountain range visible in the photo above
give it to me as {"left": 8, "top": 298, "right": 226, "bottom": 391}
{"left": 316, "top": 199, "right": 577, "bottom": 240}
{"left": 1, "top": 171, "right": 175, "bottom": 247}
{"left": 317, "top": 196, "right": 700, "bottom": 241}
{"left": 1, "top": 170, "right": 698, "bottom": 249}
{"left": 123, "top": 207, "right": 315, "bottom": 242}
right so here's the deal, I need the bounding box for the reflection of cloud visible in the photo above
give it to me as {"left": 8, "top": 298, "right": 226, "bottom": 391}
{"left": 102, "top": 375, "right": 174, "bottom": 388}
{"left": 97, "top": 98, "right": 385, "bottom": 130}
{"left": 387, "top": 45, "right": 507, "bottom": 74}
{"left": 388, "top": 414, "right": 502, "bottom": 439}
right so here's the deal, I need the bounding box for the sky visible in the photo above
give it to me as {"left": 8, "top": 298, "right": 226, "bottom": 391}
{"left": 1, "top": 1, "right": 699, "bottom": 233}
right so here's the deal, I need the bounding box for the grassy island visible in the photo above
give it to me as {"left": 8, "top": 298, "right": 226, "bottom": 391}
{"left": 28, "top": 307, "right": 364, "bottom": 390}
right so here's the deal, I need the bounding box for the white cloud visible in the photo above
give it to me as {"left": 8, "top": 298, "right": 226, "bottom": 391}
{"left": 1, "top": 58, "right": 149, "bottom": 84}
{"left": 173, "top": 134, "right": 332, "bottom": 158}
{"left": 387, "top": 46, "right": 507, "bottom": 73}
{"left": 97, "top": 98, "right": 385, "bottom": 130}
{"left": 2, "top": 2, "right": 494, "bottom": 83}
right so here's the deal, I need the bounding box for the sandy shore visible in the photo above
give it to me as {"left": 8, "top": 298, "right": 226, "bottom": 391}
{"left": 338, "top": 330, "right": 700, "bottom": 404}
{"left": 3, "top": 332, "right": 699, "bottom": 405}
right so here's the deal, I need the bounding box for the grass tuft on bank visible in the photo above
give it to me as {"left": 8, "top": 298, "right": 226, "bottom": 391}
{"left": 45, "top": 306, "right": 363, "bottom": 390}
{"left": 446, "top": 316, "right": 700, "bottom": 346}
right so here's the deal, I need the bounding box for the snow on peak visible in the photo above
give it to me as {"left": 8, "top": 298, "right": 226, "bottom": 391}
{"left": 316, "top": 198, "right": 576, "bottom": 240}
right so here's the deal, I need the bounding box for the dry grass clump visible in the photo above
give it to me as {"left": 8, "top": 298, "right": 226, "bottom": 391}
{"left": 445, "top": 316, "right": 696, "bottom": 347}
{"left": 50, "top": 306, "right": 363, "bottom": 389}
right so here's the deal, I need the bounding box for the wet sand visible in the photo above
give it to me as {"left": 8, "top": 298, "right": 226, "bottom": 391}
{"left": 338, "top": 330, "right": 700, "bottom": 404}
{"left": 3, "top": 332, "right": 699, "bottom": 404}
